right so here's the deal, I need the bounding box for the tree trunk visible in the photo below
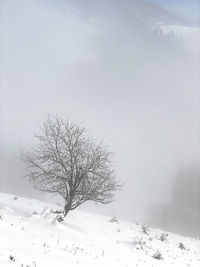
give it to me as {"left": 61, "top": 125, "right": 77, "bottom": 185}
{"left": 64, "top": 200, "right": 72, "bottom": 217}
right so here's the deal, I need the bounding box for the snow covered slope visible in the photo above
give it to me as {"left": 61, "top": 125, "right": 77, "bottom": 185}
{"left": 0, "top": 193, "right": 200, "bottom": 266}
{"left": 68, "top": 0, "right": 187, "bottom": 26}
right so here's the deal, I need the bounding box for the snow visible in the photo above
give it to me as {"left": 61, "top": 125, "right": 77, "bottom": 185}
{"left": 0, "top": 192, "right": 200, "bottom": 266}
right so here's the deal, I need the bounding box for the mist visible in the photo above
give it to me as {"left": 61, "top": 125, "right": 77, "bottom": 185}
{"left": 0, "top": 0, "right": 200, "bottom": 232}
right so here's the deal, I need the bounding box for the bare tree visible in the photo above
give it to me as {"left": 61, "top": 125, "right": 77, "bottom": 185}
{"left": 21, "top": 116, "right": 121, "bottom": 217}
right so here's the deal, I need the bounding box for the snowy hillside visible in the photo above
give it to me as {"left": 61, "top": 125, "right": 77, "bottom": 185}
{"left": 67, "top": 0, "right": 187, "bottom": 26}
{"left": 0, "top": 193, "right": 200, "bottom": 266}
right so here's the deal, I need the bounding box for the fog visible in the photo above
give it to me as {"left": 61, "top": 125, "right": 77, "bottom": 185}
{"left": 0, "top": 0, "right": 200, "bottom": 230}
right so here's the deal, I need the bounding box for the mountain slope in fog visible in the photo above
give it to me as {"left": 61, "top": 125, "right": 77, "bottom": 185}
{"left": 67, "top": 0, "right": 187, "bottom": 26}
{"left": 0, "top": 192, "right": 200, "bottom": 266}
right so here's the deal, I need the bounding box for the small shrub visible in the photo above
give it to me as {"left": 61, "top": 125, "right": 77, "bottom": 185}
{"left": 141, "top": 225, "right": 149, "bottom": 235}
{"left": 10, "top": 255, "right": 15, "bottom": 262}
{"left": 152, "top": 250, "right": 163, "bottom": 260}
{"left": 179, "top": 242, "right": 186, "bottom": 250}
{"left": 110, "top": 216, "right": 118, "bottom": 223}
{"left": 43, "top": 242, "right": 50, "bottom": 248}
{"left": 133, "top": 237, "right": 146, "bottom": 250}
{"left": 159, "top": 233, "right": 168, "bottom": 242}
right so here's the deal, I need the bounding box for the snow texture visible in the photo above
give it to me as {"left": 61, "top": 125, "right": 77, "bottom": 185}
{"left": 0, "top": 192, "right": 200, "bottom": 266}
